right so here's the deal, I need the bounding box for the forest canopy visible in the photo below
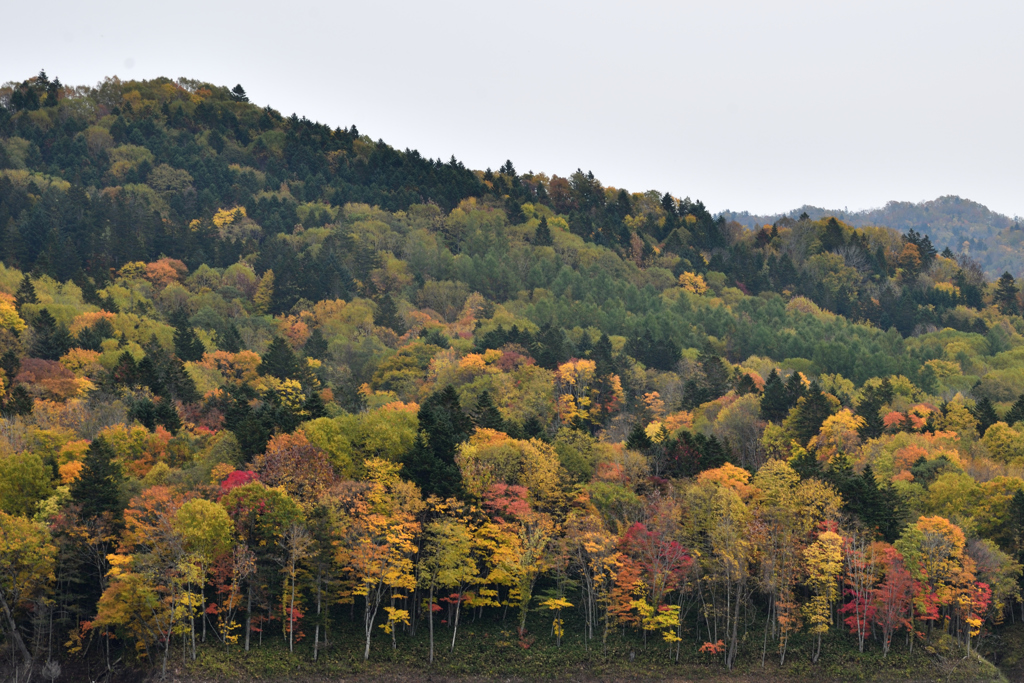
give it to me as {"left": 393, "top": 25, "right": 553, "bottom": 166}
{"left": 0, "top": 71, "right": 1023, "bottom": 681}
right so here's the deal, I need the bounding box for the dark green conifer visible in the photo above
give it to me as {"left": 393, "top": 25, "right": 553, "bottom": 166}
{"left": 304, "top": 327, "right": 328, "bottom": 359}
{"left": 1005, "top": 393, "right": 1024, "bottom": 426}
{"left": 70, "top": 437, "right": 124, "bottom": 520}
{"left": 973, "top": 397, "right": 999, "bottom": 436}
{"left": 402, "top": 385, "right": 471, "bottom": 499}
{"left": 759, "top": 369, "right": 789, "bottom": 423}
{"left": 790, "top": 381, "right": 834, "bottom": 445}
{"left": 173, "top": 317, "right": 205, "bottom": 362}
{"left": 219, "top": 323, "right": 243, "bottom": 353}
{"left": 30, "top": 309, "right": 71, "bottom": 360}
{"left": 534, "top": 215, "right": 553, "bottom": 247}
{"left": 373, "top": 293, "right": 405, "bottom": 333}
{"left": 14, "top": 274, "right": 36, "bottom": 312}
{"left": 473, "top": 391, "right": 505, "bottom": 432}
{"left": 995, "top": 272, "right": 1020, "bottom": 315}
{"left": 259, "top": 337, "right": 299, "bottom": 380}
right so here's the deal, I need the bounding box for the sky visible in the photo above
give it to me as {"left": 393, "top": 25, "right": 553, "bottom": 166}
{"left": 4, "top": 0, "right": 1023, "bottom": 218}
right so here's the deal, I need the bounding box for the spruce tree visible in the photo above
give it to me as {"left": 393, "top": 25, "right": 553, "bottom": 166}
{"left": 1005, "top": 393, "right": 1024, "bottom": 426}
{"left": 259, "top": 337, "right": 299, "bottom": 380}
{"left": 304, "top": 327, "right": 328, "bottom": 359}
{"left": 784, "top": 370, "right": 807, "bottom": 408}
{"left": 759, "top": 369, "right": 789, "bottom": 422}
{"left": 70, "top": 437, "right": 124, "bottom": 520}
{"left": 403, "top": 385, "right": 470, "bottom": 499}
{"left": 374, "top": 293, "right": 405, "bottom": 333}
{"left": 173, "top": 318, "right": 205, "bottom": 362}
{"left": 473, "top": 391, "right": 505, "bottom": 432}
{"left": 626, "top": 423, "right": 653, "bottom": 452}
{"left": 303, "top": 390, "right": 328, "bottom": 420}
{"left": 30, "top": 309, "right": 71, "bottom": 360}
{"left": 534, "top": 215, "right": 553, "bottom": 246}
{"left": 154, "top": 399, "right": 182, "bottom": 434}
{"left": 14, "top": 273, "right": 36, "bottom": 312}
{"left": 219, "top": 323, "right": 243, "bottom": 353}
{"left": 790, "top": 381, "right": 834, "bottom": 445}
{"left": 995, "top": 272, "right": 1020, "bottom": 316}
{"left": 973, "top": 397, "right": 999, "bottom": 436}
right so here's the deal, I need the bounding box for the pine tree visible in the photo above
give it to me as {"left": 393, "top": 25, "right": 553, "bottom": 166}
{"left": 789, "top": 381, "right": 834, "bottom": 445}
{"left": 220, "top": 323, "right": 243, "bottom": 353}
{"left": 784, "top": 370, "right": 807, "bottom": 408}
{"left": 759, "top": 369, "right": 789, "bottom": 422}
{"left": 14, "top": 273, "right": 36, "bottom": 313}
{"left": 973, "top": 397, "right": 999, "bottom": 436}
{"left": 173, "top": 318, "right": 206, "bottom": 362}
{"left": 70, "top": 437, "right": 124, "bottom": 520}
{"left": 154, "top": 399, "right": 182, "bottom": 434}
{"left": 374, "top": 293, "right": 405, "bottom": 333}
{"left": 30, "top": 309, "right": 71, "bottom": 360}
{"left": 1005, "top": 393, "right": 1024, "bottom": 426}
{"left": 230, "top": 84, "right": 249, "bottom": 103}
{"left": 473, "top": 391, "right": 505, "bottom": 431}
{"left": 403, "top": 385, "right": 470, "bottom": 499}
{"left": 303, "top": 390, "right": 328, "bottom": 420}
{"left": 259, "top": 337, "right": 299, "bottom": 380}
{"left": 304, "top": 327, "right": 328, "bottom": 359}
{"left": 995, "top": 272, "right": 1020, "bottom": 315}
{"left": 534, "top": 215, "right": 553, "bottom": 247}
{"left": 626, "top": 423, "right": 653, "bottom": 452}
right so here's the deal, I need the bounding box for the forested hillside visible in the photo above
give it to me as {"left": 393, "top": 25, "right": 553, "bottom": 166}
{"left": 1, "top": 72, "right": 1023, "bottom": 682}
{"left": 724, "top": 196, "right": 1024, "bottom": 281}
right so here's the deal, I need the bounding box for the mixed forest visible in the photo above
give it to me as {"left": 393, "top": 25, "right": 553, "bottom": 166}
{"left": 1, "top": 72, "right": 1024, "bottom": 681}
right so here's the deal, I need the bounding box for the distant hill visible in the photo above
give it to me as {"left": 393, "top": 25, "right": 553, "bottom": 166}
{"left": 721, "top": 195, "right": 1024, "bottom": 279}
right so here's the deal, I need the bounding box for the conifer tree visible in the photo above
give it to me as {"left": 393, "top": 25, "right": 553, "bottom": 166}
{"left": 259, "top": 337, "right": 299, "bottom": 380}
{"left": 1005, "top": 393, "right": 1024, "bottom": 426}
{"left": 220, "top": 323, "right": 243, "bottom": 353}
{"left": 30, "top": 309, "right": 71, "bottom": 360}
{"left": 626, "top": 423, "right": 653, "bottom": 452}
{"left": 995, "top": 272, "right": 1020, "bottom": 315}
{"left": 403, "top": 385, "right": 470, "bottom": 499}
{"left": 473, "top": 391, "right": 505, "bottom": 431}
{"left": 759, "top": 369, "right": 789, "bottom": 422}
{"left": 14, "top": 273, "right": 36, "bottom": 313}
{"left": 304, "top": 327, "right": 328, "bottom": 359}
{"left": 973, "top": 397, "right": 999, "bottom": 436}
{"left": 784, "top": 370, "right": 807, "bottom": 408}
{"left": 70, "top": 437, "right": 124, "bottom": 520}
{"left": 534, "top": 215, "right": 553, "bottom": 247}
{"left": 173, "top": 318, "right": 205, "bottom": 362}
{"left": 374, "top": 293, "right": 405, "bottom": 333}
{"left": 789, "top": 381, "right": 834, "bottom": 445}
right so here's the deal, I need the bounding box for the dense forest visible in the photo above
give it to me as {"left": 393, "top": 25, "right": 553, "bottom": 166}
{"left": 724, "top": 196, "right": 1024, "bottom": 282}
{"left": 1, "top": 72, "right": 1023, "bottom": 682}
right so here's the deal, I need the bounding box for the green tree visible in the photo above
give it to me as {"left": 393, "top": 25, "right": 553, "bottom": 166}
{"left": 403, "top": 386, "right": 470, "bottom": 499}
{"left": 374, "top": 293, "right": 405, "bottom": 333}
{"left": 174, "top": 318, "right": 206, "bottom": 362}
{"left": 786, "top": 381, "right": 835, "bottom": 446}
{"left": 69, "top": 437, "right": 125, "bottom": 520}
{"left": 760, "top": 369, "right": 789, "bottom": 422}
{"left": 14, "top": 273, "right": 36, "bottom": 313}
{"left": 30, "top": 309, "right": 71, "bottom": 360}
{"left": 534, "top": 215, "right": 553, "bottom": 247}
{"left": 259, "top": 336, "right": 299, "bottom": 380}
{"left": 0, "top": 512, "right": 56, "bottom": 673}
{"left": 994, "top": 272, "right": 1020, "bottom": 315}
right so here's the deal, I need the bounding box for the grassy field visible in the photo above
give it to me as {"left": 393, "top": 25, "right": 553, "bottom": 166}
{"left": 144, "top": 609, "right": 1009, "bottom": 683}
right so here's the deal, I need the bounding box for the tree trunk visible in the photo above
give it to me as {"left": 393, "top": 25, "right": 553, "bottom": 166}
{"left": 313, "top": 569, "right": 322, "bottom": 661}
{"left": 244, "top": 585, "right": 252, "bottom": 652}
{"left": 0, "top": 589, "right": 33, "bottom": 674}
{"left": 450, "top": 585, "right": 463, "bottom": 652}
{"left": 428, "top": 581, "right": 435, "bottom": 665}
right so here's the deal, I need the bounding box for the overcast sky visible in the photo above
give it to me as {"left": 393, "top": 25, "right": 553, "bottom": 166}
{"left": 4, "top": 1, "right": 1023, "bottom": 217}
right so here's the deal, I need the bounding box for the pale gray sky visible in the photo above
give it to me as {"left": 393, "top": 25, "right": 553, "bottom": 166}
{"left": 4, "top": 1, "right": 1023, "bottom": 217}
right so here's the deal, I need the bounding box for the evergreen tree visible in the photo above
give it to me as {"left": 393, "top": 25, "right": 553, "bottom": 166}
{"left": 995, "top": 272, "right": 1020, "bottom": 315}
{"left": 1, "top": 384, "right": 32, "bottom": 417}
{"left": 403, "top": 385, "right": 471, "bottom": 499}
{"left": 303, "top": 390, "right": 328, "bottom": 420}
{"left": 973, "top": 396, "right": 999, "bottom": 436}
{"left": 374, "top": 293, "right": 405, "bottom": 333}
{"left": 473, "top": 391, "right": 505, "bottom": 432}
{"left": 534, "top": 215, "right": 553, "bottom": 246}
{"left": 759, "top": 369, "right": 789, "bottom": 422}
{"left": 784, "top": 370, "right": 807, "bottom": 407}
{"left": 230, "top": 84, "right": 249, "bottom": 102}
{"left": 1010, "top": 489, "right": 1024, "bottom": 561}
{"left": 154, "top": 399, "right": 182, "bottom": 434}
{"left": 789, "top": 381, "right": 834, "bottom": 445}
{"left": 70, "top": 437, "right": 124, "bottom": 521}
{"left": 219, "top": 323, "right": 243, "bottom": 353}
{"left": 304, "top": 327, "right": 328, "bottom": 359}
{"left": 14, "top": 273, "right": 36, "bottom": 312}
{"left": 173, "top": 317, "right": 206, "bottom": 362}
{"left": 626, "top": 423, "right": 653, "bottom": 452}
{"left": 30, "top": 309, "right": 71, "bottom": 360}
{"left": 1005, "top": 393, "right": 1024, "bottom": 426}
{"left": 259, "top": 337, "right": 299, "bottom": 380}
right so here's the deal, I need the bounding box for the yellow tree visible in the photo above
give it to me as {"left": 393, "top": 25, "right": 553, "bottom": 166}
{"left": 419, "top": 504, "right": 478, "bottom": 662}
{"left": 555, "top": 359, "right": 597, "bottom": 426}
{"left": 802, "top": 529, "right": 843, "bottom": 662}
{"left": 0, "top": 512, "right": 56, "bottom": 674}
{"left": 344, "top": 458, "right": 423, "bottom": 660}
